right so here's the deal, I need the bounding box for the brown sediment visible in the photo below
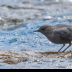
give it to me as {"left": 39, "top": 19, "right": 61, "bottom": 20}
{"left": 34, "top": 52, "right": 60, "bottom": 58}
{"left": 0, "top": 50, "right": 72, "bottom": 64}
{"left": 37, "top": 52, "right": 59, "bottom": 55}
{"left": 33, "top": 50, "right": 72, "bottom": 59}
{"left": 0, "top": 51, "right": 27, "bottom": 59}
{"left": 0, "top": 50, "right": 30, "bottom": 64}
{"left": 60, "top": 50, "right": 72, "bottom": 58}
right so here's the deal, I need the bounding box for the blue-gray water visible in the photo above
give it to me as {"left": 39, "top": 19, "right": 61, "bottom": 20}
{"left": 0, "top": 0, "right": 72, "bottom": 69}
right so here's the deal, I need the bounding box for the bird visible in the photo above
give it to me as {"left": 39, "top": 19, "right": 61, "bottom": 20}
{"left": 34, "top": 24, "right": 72, "bottom": 52}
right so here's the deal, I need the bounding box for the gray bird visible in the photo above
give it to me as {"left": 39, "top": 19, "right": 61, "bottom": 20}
{"left": 34, "top": 24, "right": 72, "bottom": 52}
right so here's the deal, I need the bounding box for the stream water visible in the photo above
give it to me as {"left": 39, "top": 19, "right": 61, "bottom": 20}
{"left": 0, "top": 0, "right": 72, "bottom": 69}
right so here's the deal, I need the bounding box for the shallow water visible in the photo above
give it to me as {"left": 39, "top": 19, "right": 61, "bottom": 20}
{"left": 0, "top": 0, "right": 72, "bottom": 69}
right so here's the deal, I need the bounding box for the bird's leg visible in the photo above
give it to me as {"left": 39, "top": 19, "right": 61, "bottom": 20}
{"left": 58, "top": 44, "right": 65, "bottom": 52}
{"left": 62, "top": 42, "right": 71, "bottom": 52}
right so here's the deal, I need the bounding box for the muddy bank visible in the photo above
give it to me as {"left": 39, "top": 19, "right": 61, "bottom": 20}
{"left": 0, "top": 50, "right": 72, "bottom": 65}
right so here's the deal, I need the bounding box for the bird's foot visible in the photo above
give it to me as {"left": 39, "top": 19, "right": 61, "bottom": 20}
{"left": 58, "top": 50, "right": 64, "bottom": 53}
{"left": 62, "top": 50, "right": 65, "bottom": 53}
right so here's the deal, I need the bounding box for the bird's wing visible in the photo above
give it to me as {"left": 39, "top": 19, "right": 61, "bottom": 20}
{"left": 54, "top": 28, "right": 71, "bottom": 40}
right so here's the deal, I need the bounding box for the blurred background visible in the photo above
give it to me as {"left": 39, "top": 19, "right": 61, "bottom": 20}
{"left": 0, "top": 0, "right": 72, "bottom": 69}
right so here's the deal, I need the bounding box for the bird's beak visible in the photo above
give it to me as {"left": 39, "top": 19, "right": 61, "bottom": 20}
{"left": 33, "top": 30, "right": 39, "bottom": 32}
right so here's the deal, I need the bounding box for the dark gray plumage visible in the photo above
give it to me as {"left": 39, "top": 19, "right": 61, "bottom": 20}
{"left": 34, "top": 24, "right": 72, "bottom": 52}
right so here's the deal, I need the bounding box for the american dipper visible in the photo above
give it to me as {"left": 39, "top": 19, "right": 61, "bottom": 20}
{"left": 34, "top": 24, "right": 72, "bottom": 52}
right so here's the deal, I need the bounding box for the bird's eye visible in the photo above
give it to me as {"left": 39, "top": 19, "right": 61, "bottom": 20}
{"left": 41, "top": 27, "right": 48, "bottom": 31}
{"left": 41, "top": 28, "right": 46, "bottom": 30}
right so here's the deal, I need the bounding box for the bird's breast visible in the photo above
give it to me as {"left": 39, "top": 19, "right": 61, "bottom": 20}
{"left": 46, "top": 34, "right": 70, "bottom": 44}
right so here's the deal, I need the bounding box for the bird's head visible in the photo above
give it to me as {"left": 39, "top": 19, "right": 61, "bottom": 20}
{"left": 34, "top": 25, "right": 52, "bottom": 34}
